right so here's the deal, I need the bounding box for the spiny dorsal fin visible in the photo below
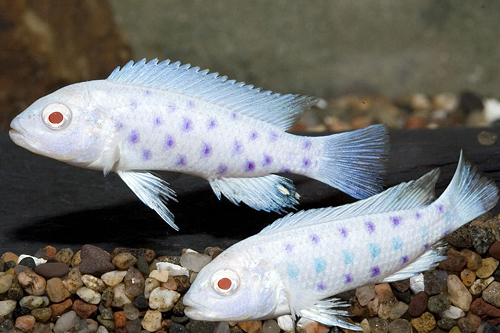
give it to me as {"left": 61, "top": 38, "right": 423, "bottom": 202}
{"left": 259, "top": 168, "right": 440, "bottom": 235}
{"left": 107, "top": 59, "right": 317, "bottom": 130}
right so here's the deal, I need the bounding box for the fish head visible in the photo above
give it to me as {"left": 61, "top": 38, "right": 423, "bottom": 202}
{"left": 184, "top": 251, "right": 283, "bottom": 321}
{"left": 9, "top": 82, "right": 111, "bottom": 167}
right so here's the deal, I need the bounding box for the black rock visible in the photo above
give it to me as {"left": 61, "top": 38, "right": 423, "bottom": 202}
{"left": 483, "top": 323, "right": 499, "bottom": 333}
{"left": 136, "top": 255, "right": 150, "bottom": 275}
{"left": 132, "top": 295, "right": 149, "bottom": 311}
{"left": 446, "top": 225, "right": 472, "bottom": 248}
{"left": 189, "top": 320, "right": 216, "bottom": 333}
{"left": 18, "top": 257, "right": 36, "bottom": 270}
{"left": 437, "top": 318, "right": 457, "bottom": 331}
{"left": 3, "top": 261, "right": 16, "bottom": 271}
{"left": 470, "top": 226, "right": 496, "bottom": 254}
{"left": 171, "top": 322, "right": 189, "bottom": 333}
{"left": 12, "top": 307, "right": 30, "bottom": 320}
{"left": 171, "top": 315, "right": 190, "bottom": 324}
{"left": 428, "top": 294, "right": 451, "bottom": 314}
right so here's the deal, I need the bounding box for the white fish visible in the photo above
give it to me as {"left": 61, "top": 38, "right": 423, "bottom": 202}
{"left": 9, "top": 59, "right": 388, "bottom": 230}
{"left": 183, "top": 151, "right": 498, "bottom": 330}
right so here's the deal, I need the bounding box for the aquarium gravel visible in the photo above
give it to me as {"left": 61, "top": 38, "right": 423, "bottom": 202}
{"left": 0, "top": 213, "right": 500, "bottom": 333}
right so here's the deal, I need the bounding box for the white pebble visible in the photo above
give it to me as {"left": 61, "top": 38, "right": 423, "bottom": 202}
{"left": 440, "top": 305, "right": 465, "bottom": 319}
{"left": 54, "top": 310, "right": 80, "bottom": 333}
{"left": 409, "top": 273, "right": 425, "bottom": 294}
{"left": 355, "top": 285, "right": 375, "bottom": 306}
{"left": 149, "top": 287, "right": 180, "bottom": 311}
{"left": 18, "top": 254, "right": 47, "bottom": 266}
{"left": 149, "top": 269, "right": 169, "bottom": 282}
{"left": 180, "top": 252, "right": 212, "bottom": 272}
{"left": 112, "top": 283, "right": 131, "bottom": 307}
{"left": 76, "top": 287, "right": 101, "bottom": 305}
{"left": 213, "top": 321, "right": 230, "bottom": 333}
{"left": 0, "top": 300, "right": 17, "bottom": 317}
{"left": 144, "top": 278, "right": 160, "bottom": 299}
{"left": 101, "top": 271, "right": 127, "bottom": 287}
{"left": 96, "top": 325, "right": 109, "bottom": 333}
{"left": 263, "top": 319, "right": 280, "bottom": 333}
{"left": 81, "top": 274, "right": 106, "bottom": 292}
{"left": 19, "top": 295, "right": 49, "bottom": 309}
{"left": 485, "top": 98, "right": 500, "bottom": 124}
{"left": 277, "top": 315, "right": 294, "bottom": 332}
{"left": 142, "top": 310, "right": 162, "bottom": 332}
{"left": 155, "top": 262, "right": 189, "bottom": 276}
{"left": 315, "top": 98, "right": 328, "bottom": 109}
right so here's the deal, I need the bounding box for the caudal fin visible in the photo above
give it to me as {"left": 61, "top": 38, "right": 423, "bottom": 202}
{"left": 312, "top": 124, "right": 389, "bottom": 199}
{"left": 436, "top": 151, "right": 499, "bottom": 226}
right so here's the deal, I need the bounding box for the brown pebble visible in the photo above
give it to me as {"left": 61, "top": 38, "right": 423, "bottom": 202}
{"left": 50, "top": 298, "right": 73, "bottom": 321}
{"left": 18, "top": 270, "right": 46, "bottom": 296}
{"left": 15, "top": 315, "right": 36, "bottom": 332}
{"left": 466, "top": 312, "right": 481, "bottom": 332}
{"left": 461, "top": 249, "right": 483, "bottom": 271}
{"left": 79, "top": 245, "right": 115, "bottom": 276}
{"left": 406, "top": 115, "right": 427, "bottom": 129}
{"left": 31, "top": 307, "right": 52, "bottom": 323}
{"left": 470, "top": 297, "right": 500, "bottom": 318}
{"left": 391, "top": 279, "right": 410, "bottom": 293}
{"left": 489, "top": 242, "right": 500, "bottom": 260}
{"left": 114, "top": 311, "right": 127, "bottom": 333}
{"left": 44, "top": 246, "right": 57, "bottom": 259}
{"left": 478, "top": 131, "right": 498, "bottom": 146}
{"left": 73, "top": 299, "right": 98, "bottom": 319}
{"left": 34, "top": 262, "right": 70, "bottom": 279}
{"left": 112, "top": 252, "right": 138, "bottom": 270}
{"left": 55, "top": 248, "right": 74, "bottom": 265}
{"left": 161, "top": 276, "right": 178, "bottom": 291}
{"left": 2, "top": 252, "right": 18, "bottom": 263}
{"left": 238, "top": 321, "right": 263, "bottom": 333}
{"left": 204, "top": 247, "right": 224, "bottom": 259}
{"left": 408, "top": 291, "right": 428, "bottom": 317}
{"left": 460, "top": 268, "right": 476, "bottom": 287}
{"left": 46, "top": 278, "right": 71, "bottom": 303}
{"left": 173, "top": 275, "right": 190, "bottom": 294}
{"left": 71, "top": 250, "right": 81, "bottom": 267}
{"left": 438, "top": 248, "right": 467, "bottom": 272}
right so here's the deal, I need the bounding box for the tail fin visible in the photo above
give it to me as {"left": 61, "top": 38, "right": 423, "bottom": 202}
{"left": 437, "top": 150, "right": 499, "bottom": 226}
{"left": 312, "top": 124, "right": 389, "bottom": 199}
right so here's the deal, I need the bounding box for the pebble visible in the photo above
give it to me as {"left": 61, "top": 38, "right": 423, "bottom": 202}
{"left": 424, "top": 270, "right": 447, "bottom": 295}
{"left": 477, "top": 257, "right": 500, "bottom": 278}
{"left": 31, "top": 307, "right": 52, "bottom": 323}
{"left": 124, "top": 267, "right": 145, "bottom": 298}
{"left": 150, "top": 269, "right": 169, "bottom": 282}
{"left": 18, "top": 257, "right": 37, "bottom": 270}
{"left": 437, "top": 318, "right": 458, "bottom": 330}
{"left": 133, "top": 294, "right": 150, "bottom": 311}
{"left": 0, "top": 272, "right": 13, "bottom": 293}
{"left": 410, "top": 312, "right": 436, "bottom": 333}
{"left": 0, "top": 300, "right": 17, "bottom": 316}
{"left": 461, "top": 249, "right": 483, "bottom": 270}
{"left": 2, "top": 252, "right": 19, "bottom": 263}
{"left": 15, "top": 315, "right": 36, "bottom": 332}
{"left": 126, "top": 318, "right": 143, "bottom": 333}
{"left": 19, "top": 295, "right": 49, "bottom": 309}
{"left": 101, "top": 270, "right": 127, "bottom": 287}
{"left": 262, "top": 320, "right": 280, "bottom": 333}
{"left": 162, "top": 275, "right": 178, "bottom": 290}
{"left": 408, "top": 291, "right": 428, "bottom": 317}
{"left": 482, "top": 281, "right": 500, "bottom": 308}
{"left": 191, "top": 320, "right": 216, "bottom": 333}
{"left": 97, "top": 315, "right": 115, "bottom": 331}
{"left": 82, "top": 274, "right": 106, "bottom": 292}
{"left": 441, "top": 305, "right": 465, "bottom": 320}
{"left": 46, "top": 277, "right": 71, "bottom": 303}
{"left": 79, "top": 244, "right": 115, "bottom": 276}
{"left": 34, "top": 262, "right": 69, "bottom": 278}
{"left": 114, "top": 247, "right": 156, "bottom": 263}
{"left": 114, "top": 311, "right": 127, "bottom": 333}
{"left": 410, "top": 274, "right": 425, "bottom": 294}
{"left": 238, "top": 321, "right": 263, "bottom": 333}
{"left": 470, "top": 226, "right": 496, "bottom": 254}
{"left": 179, "top": 252, "right": 212, "bottom": 272}
{"left": 142, "top": 310, "right": 162, "bottom": 332}
{"left": 460, "top": 268, "right": 476, "bottom": 287}
{"left": 49, "top": 298, "right": 72, "bottom": 320}
{"left": 446, "top": 226, "right": 472, "bottom": 248}
{"left": 470, "top": 277, "right": 495, "bottom": 296}
{"left": 471, "top": 297, "right": 500, "bottom": 317}
{"left": 63, "top": 267, "right": 83, "bottom": 293}
{"left": 53, "top": 310, "right": 79, "bottom": 333}
{"left": 447, "top": 274, "right": 472, "bottom": 311}
{"left": 149, "top": 287, "right": 181, "bottom": 311}
{"left": 123, "top": 303, "right": 140, "bottom": 320}
{"left": 368, "top": 317, "right": 388, "bottom": 333}
{"left": 73, "top": 299, "right": 98, "bottom": 318}
{"left": 174, "top": 275, "right": 191, "bottom": 293}
{"left": 388, "top": 301, "right": 408, "bottom": 319}
{"left": 427, "top": 293, "right": 451, "bottom": 314}
{"left": 112, "top": 283, "right": 131, "bottom": 307}
{"left": 388, "top": 318, "right": 412, "bottom": 333}
{"left": 112, "top": 252, "right": 138, "bottom": 270}
{"left": 305, "top": 321, "right": 329, "bottom": 333}
{"left": 356, "top": 285, "right": 375, "bottom": 306}
{"left": 458, "top": 317, "right": 472, "bottom": 333}
{"left": 77, "top": 286, "right": 102, "bottom": 304}
{"left": 144, "top": 277, "right": 161, "bottom": 298}
{"left": 438, "top": 248, "right": 467, "bottom": 271}
{"left": 18, "top": 270, "right": 46, "bottom": 295}
{"left": 54, "top": 247, "right": 74, "bottom": 265}
{"left": 391, "top": 279, "right": 410, "bottom": 292}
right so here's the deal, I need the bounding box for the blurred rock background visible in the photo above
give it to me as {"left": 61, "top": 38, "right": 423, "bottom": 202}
{"left": 2, "top": 0, "right": 500, "bottom": 130}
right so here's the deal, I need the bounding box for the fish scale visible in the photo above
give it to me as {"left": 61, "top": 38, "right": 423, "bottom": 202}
{"left": 9, "top": 58, "right": 388, "bottom": 230}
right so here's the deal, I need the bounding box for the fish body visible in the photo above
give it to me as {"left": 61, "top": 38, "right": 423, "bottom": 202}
{"left": 184, "top": 152, "right": 499, "bottom": 330}
{"left": 9, "top": 59, "right": 388, "bottom": 230}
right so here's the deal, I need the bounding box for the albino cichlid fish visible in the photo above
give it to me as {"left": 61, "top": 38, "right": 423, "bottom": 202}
{"left": 9, "top": 59, "right": 388, "bottom": 230}
{"left": 184, "top": 151, "right": 498, "bottom": 330}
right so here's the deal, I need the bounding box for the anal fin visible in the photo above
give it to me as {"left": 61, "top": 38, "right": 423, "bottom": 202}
{"left": 208, "top": 175, "right": 299, "bottom": 212}
{"left": 382, "top": 240, "right": 449, "bottom": 283}
{"left": 117, "top": 171, "right": 178, "bottom": 230}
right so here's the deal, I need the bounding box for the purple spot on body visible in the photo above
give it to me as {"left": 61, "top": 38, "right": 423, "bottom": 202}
{"left": 164, "top": 134, "right": 175, "bottom": 149}
{"left": 154, "top": 117, "right": 162, "bottom": 126}
{"left": 371, "top": 266, "right": 381, "bottom": 278}
{"left": 142, "top": 150, "right": 152, "bottom": 161}
{"left": 250, "top": 131, "right": 258, "bottom": 140}
{"left": 176, "top": 154, "right": 187, "bottom": 166}
{"left": 208, "top": 119, "right": 217, "bottom": 129}
{"left": 400, "top": 256, "right": 409, "bottom": 265}
{"left": 310, "top": 234, "right": 320, "bottom": 244}
{"left": 443, "top": 228, "right": 451, "bottom": 236}
{"left": 415, "top": 212, "right": 422, "bottom": 220}
{"left": 129, "top": 130, "right": 140, "bottom": 144}
{"left": 167, "top": 102, "right": 176, "bottom": 112}
{"left": 344, "top": 274, "right": 353, "bottom": 283}
{"left": 115, "top": 122, "right": 124, "bottom": 130}
{"left": 144, "top": 90, "right": 151, "bottom": 96}
{"left": 183, "top": 118, "right": 193, "bottom": 132}
{"left": 365, "top": 221, "right": 376, "bottom": 234}
{"left": 339, "top": 227, "right": 349, "bottom": 238}
{"left": 285, "top": 243, "right": 293, "bottom": 254}
{"left": 270, "top": 131, "right": 278, "bottom": 142}
{"left": 263, "top": 155, "right": 273, "bottom": 166}
{"left": 302, "top": 158, "right": 311, "bottom": 168}
{"left": 258, "top": 247, "right": 264, "bottom": 253}
{"left": 317, "top": 283, "right": 326, "bottom": 291}
{"left": 187, "top": 100, "right": 195, "bottom": 108}
{"left": 280, "top": 168, "right": 291, "bottom": 173}
{"left": 216, "top": 164, "right": 228, "bottom": 175}
{"left": 201, "top": 143, "right": 212, "bottom": 157}
{"left": 304, "top": 140, "right": 312, "bottom": 149}
{"left": 438, "top": 205, "right": 444, "bottom": 213}
{"left": 231, "top": 112, "right": 238, "bottom": 120}
{"left": 245, "top": 160, "right": 255, "bottom": 172}
{"left": 130, "top": 99, "right": 138, "bottom": 110}
{"left": 423, "top": 243, "right": 430, "bottom": 249}
{"left": 233, "top": 140, "right": 244, "bottom": 154}
{"left": 391, "top": 216, "right": 402, "bottom": 227}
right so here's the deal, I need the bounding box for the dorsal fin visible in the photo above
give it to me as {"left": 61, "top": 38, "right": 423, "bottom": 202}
{"left": 107, "top": 59, "right": 318, "bottom": 130}
{"left": 259, "top": 168, "right": 440, "bottom": 235}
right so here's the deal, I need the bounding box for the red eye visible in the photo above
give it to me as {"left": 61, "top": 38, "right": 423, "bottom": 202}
{"left": 48, "top": 111, "right": 64, "bottom": 124}
{"left": 217, "top": 278, "right": 232, "bottom": 290}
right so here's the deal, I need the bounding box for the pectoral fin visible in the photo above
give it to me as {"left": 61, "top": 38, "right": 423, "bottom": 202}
{"left": 117, "top": 170, "right": 178, "bottom": 230}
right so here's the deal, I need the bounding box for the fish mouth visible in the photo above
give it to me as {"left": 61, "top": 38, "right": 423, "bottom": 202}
{"left": 9, "top": 126, "right": 37, "bottom": 153}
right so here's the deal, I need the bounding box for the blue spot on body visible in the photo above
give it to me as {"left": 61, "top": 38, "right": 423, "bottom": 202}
{"left": 182, "top": 118, "right": 193, "bottom": 132}
{"left": 445, "top": 211, "right": 452, "bottom": 223}
{"left": 287, "top": 264, "right": 299, "bottom": 279}
{"left": 263, "top": 155, "right": 273, "bottom": 166}
{"left": 164, "top": 134, "right": 175, "bottom": 150}
{"left": 154, "top": 117, "right": 162, "bottom": 126}
{"left": 314, "top": 258, "right": 326, "bottom": 274}
{"left": 270, "top": 131, "right": 278, "bottom": 142}
{"left": 393, "top": 237, "right": 403, "bottom": 251}
{"left": 400, "top": 256, "right": 409, "bottom": 265}
{"left": 317, "top": 282, "right": 326, "bottom": 291}
{"left": 391, "top": 216, "right": 402, "bottom": 227}
{"left": 245, "top": 160, "right": 255, "bottom": 172}
{"left": 302, "top": 158, "right": 311, "bottom": 168}
{"left": 420, "top": 226, "right": 429, "bottom": 239}
{"left": 167, "top": 102, "right": 176, "bottom": 112}
{"left": 342, "top": 250, "right": 354, "bottom": 265}
{"left": 310, "top": 234, "right": 320, "bottom": 244}
{"left": 250, "top": 131, "right": 258, "bottom": 140}
{"left": 284, "top": 243, "right": 293, "bottom": 254}
{"left": 129, "top": 130, "right": 140, "bottom": 144}
{"left": 304, "top": 140, "right": 312, "bottom": 149}
{"left": 201, "top": 143, "right": 212, "bottom": 158}
{"left": 208, "top": 119, "right": 217, "bottom": 129}
{"left": 130, "top": 99, "right": 138, "bottom": 110}
{"left": 365, "top": 221, "right": 376, "bottom": 234}
{"left": 339, "top": 227, "right": 349, "bottom": 238}
{"left": 370, "top": 243, "right": 381, "bottom": 258}
{"left": 142, "top": 150, "right": 152, "bottom": 161}
{"left": 233, "top": 140, "right": 244, "bottom": 154}
{"left": 344, "top": 274, "right": 353, "bottom": 284}
{"left": 217, "top": 164, "right": 228, "bottom": 175}
{"left": 371, "top": 266, "right": 381, "bottom": 278}
{"left": 176, "top": 154, "right": 187, "bottom": 166}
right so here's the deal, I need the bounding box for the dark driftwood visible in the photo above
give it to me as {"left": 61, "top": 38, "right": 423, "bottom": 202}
{"left": 0, "top": 127, "right": 499, "bottom": 255}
